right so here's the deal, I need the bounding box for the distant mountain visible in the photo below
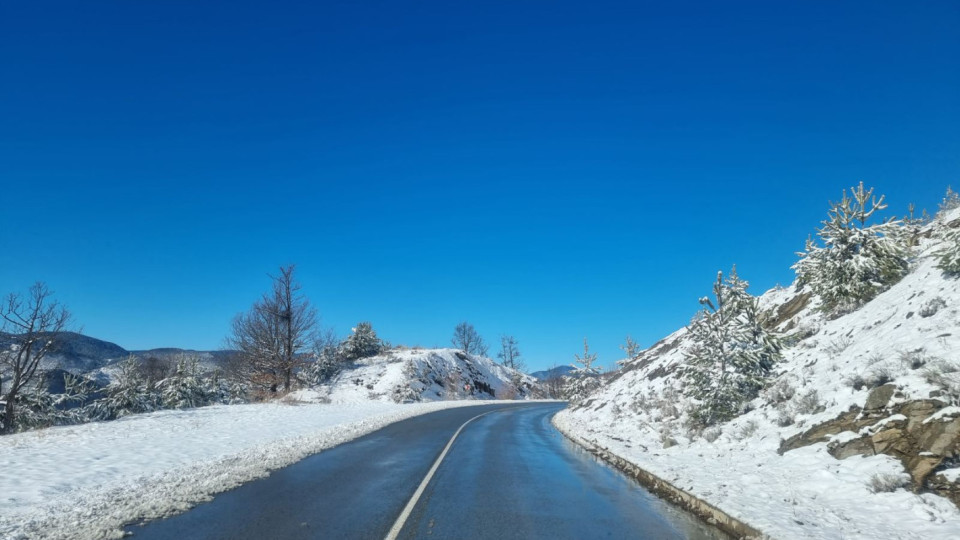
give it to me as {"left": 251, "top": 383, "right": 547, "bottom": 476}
{"left": 530, "top": 365, "right": 576, "bottom": 381}
{"left": 39, "top": 332, "right": 130, "bottom": 373}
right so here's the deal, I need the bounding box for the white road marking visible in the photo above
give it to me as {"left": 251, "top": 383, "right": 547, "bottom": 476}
{"left": 384, "top": 407, "right": 509, "bottom": 540}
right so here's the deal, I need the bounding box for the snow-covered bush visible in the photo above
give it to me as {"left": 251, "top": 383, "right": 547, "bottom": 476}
{"left": 339, "top": 321, "right": 386, "bottom": 361}
{"left": 794, "top": 182, "right": 910, "bottom": 317}
{"left": 763, "top": 377, "right": 797, "bottom": 404}
{"left": 793, "top": 389, "right": 823, "bottom": 415}
{"left": 681, "top": 267, "right": 782, "bottom": 426}
{"left": 868, "top": 473, "right": 910, "bottom": 493}
{"left": 923, "top": 359, "right": 960, "bottom": 405}
{"left": 866, "top": 366, "right": 895, "bottom": 388}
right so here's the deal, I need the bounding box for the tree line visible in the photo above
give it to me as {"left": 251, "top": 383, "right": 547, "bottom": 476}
{"left": 0, "top": 266, "right": 534, "bottom": 433}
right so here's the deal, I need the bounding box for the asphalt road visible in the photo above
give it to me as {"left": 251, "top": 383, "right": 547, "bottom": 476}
{"left": 126, "top": 402, "right": 725, "bottom": 540}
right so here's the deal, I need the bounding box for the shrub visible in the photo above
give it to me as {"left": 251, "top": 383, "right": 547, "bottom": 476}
{"left": 899, "top": 349, "right": 928, "bottom": 370}
{"left": 867, "top": 367, "right": 895, "bottom": 388}
{"left": 868, "top": 473, "right": 910, "bottom": 493}
{"left": 702, "top": 426, "right": 722, "bottom": 443}
{"left": 794, "top": 389, "right": 824, "bottom": 415}
{"left": 919, "top": 297, "right": 947, "bottom": 318}
{"left": 763, "top": 377, "right": 797, "bottom": 404}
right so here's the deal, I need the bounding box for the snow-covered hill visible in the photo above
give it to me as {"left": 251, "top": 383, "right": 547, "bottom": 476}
{"left": 556, "top": 207, "right": 960, "bottom": 539}
{"left": 297, "top": 348, "right": 539, "bottom": 404}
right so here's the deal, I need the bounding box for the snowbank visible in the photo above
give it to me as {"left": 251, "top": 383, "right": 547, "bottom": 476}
{"left": 0, "top": 400, "right": 496, "bottom": 540}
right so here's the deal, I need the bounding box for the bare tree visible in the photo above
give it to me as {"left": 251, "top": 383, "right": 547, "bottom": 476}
{"left": 0, "top": 282, "right": 71, "bottom": 434}
{"left": 543, "top": 366, "right": 566, "bottom": 399}
{"left": 451, "top": 321, "right": 488, "bottom": 356}
{"left": 497, "top": 335, "right": 525, "bottom": 372}
{"left": 227, "top": 265, "right": 318, "bottom": 395}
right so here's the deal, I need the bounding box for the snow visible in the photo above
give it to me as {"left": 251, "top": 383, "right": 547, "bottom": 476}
{"left": 924, "top": 406, "right": 960, "bottom": 424}
{"left": 0, "top": 399, "right": 498, "bottom": 540}
{"left": 299, "top": 348, "right": 537, "bottom": 404}
{"left": 556, "top": 208, "right": 960, "bottom": 539}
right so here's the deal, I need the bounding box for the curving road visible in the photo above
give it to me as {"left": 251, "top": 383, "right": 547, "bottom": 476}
{"left": 125, "top": 402, "right": 725, "bottom": 539}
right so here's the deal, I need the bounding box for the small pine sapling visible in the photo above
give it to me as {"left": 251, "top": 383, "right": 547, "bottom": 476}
{"left": 681, "top": 266, "right": 782, "bottom": 426}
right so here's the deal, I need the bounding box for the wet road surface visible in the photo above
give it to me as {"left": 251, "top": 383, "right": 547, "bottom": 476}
{"left": 126, "top": 402, "right": 726, "bottom": 539}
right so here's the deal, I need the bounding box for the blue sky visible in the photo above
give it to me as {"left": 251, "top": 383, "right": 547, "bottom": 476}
{"left": 1, "top": 1, "right": 958, "bottom": 372}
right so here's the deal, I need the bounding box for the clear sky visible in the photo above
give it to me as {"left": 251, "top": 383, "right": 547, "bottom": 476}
{"left": 1, "top": 1, "right": 958, "bottom": 372}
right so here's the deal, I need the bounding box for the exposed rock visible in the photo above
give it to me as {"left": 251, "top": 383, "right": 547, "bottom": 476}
{"left": 779, "top": 407, "right": 872, "bottom": 454}
{"left": 830, "top": 435, "right": 874, "bottom": 460}
{"left": 929, "top": 471, "right": 960, "bottom": 508}
{"left": 783, "top": 398, "right": 960, "bottom": 505}
{"left": 765, "top": 291, "right": 812, "bottom": 330}
{"left": 864, "top": 384, "right": 896, "bottom": 411}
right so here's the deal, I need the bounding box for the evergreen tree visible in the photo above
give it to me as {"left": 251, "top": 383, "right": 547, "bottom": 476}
{"left": 157, "top": 356, "right": 211, "bottom": 409}
{"left": 571, "top": 337, "right": 600, "bottom": 375}
{"left": 939, "top": 186, "right": 960, "bottom": 214}
{"left": 564, "top": 338, "right": 601, "bottom": 404}
{"left": 617, "top": 335, "right": 641, "bottom": 368}
{"left": 339, "top": 321, "right": 385, "bottom": 361}
{"left": 87, "top": 358, "right": 161, "bottom": 420}
{"left": 936, "top": 226, "right": 960, "bottom": 275}
{"left": 308, "top": 344, "right": 345, "bottom": 383}
{"left": 682, "top": 267, "right": 782, "bottom": 427}
{"left": 793, "top": 182, "right": 910, "bottom": 316}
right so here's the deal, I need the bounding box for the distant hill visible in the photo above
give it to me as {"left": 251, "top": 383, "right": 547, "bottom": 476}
{"left": 38, "top": 332, "right": 130, "bottom": 373}
{"left": 296, "top": 348, "right": 541, "bottom": 403}
{"left": 530, "top": 365, "right": 576, "bottom": 380}
{"left": 0, "top": 331, "right": 232, "bottom": 379}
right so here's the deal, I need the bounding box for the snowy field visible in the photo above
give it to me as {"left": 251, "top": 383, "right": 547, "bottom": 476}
{"left": 556, "top": 208, "right": 960, "bottom": 539}
{"left": 0, "top": 400, "right": 497, "bottom": 540}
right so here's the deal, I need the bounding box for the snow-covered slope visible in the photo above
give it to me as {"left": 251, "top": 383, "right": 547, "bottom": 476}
{"left": 556, "top": 208, "right": 960, "bottom": 539}
{"left": 297, "top": 348, "right": 539, "bottom": 404}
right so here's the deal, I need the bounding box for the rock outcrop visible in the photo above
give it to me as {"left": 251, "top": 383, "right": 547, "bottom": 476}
{"left": 779, "top": 386, "right": 960, "bottom": 507}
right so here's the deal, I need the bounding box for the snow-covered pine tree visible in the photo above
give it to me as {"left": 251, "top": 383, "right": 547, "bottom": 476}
{"left": 339, "top": 321, "right": 385, "bottom": 361}
{"left": 793, "top": 182, "right": 910, "bottom": 317}
{"left": 4, "top": 373, "right": 94, "bottom": 431}
{"left": 936, "top": 224, "right": 960, "bottom": 275}
{"left": 86, "top": 357, "right": 162, "bottom": 420}
{"left": 939, "top": 186, "right": 960, "bottom": 214}
{"left": 158, "top": 355, "right": 212, "bottom": 409}
{"left": 307, "top": 343, "right": 344, "bottom": 383}
{"left": 682, "top": 267, "right": 782, "bottom": 427}
{"left": 565, "top": 338, "right": 602, "bottom": 404}
{"left": 617, "top": 335, "right": 641, "bottom": 368}
{"left": 572, "top": 337, "right": 600, "bottom": 375}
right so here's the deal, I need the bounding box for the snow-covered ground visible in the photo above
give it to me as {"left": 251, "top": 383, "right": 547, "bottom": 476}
{"left": 556, "top": 208, "right": 960, "bottom": 539}
{"left": 0, "top": 399, "right": 498, "bottom": 540}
